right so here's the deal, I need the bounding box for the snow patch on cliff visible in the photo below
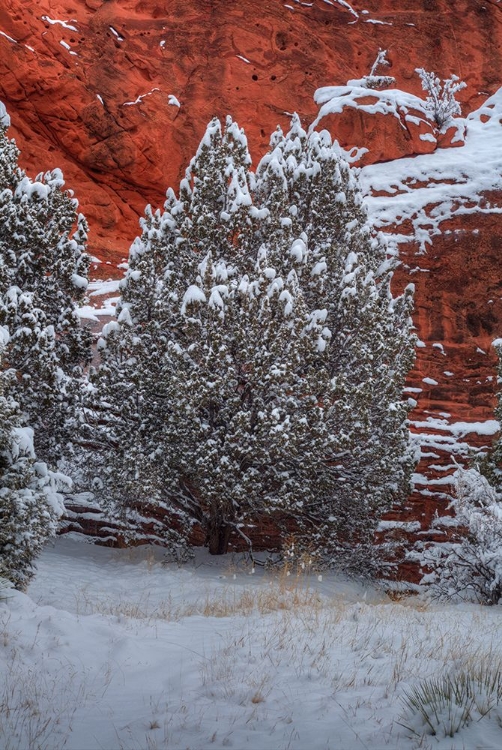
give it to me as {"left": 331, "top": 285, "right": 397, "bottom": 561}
{"left": 360, "top": 89, "right": 502, "bottom": 251}
{"left": 313, "top": 80, "right": 502, "bottom": 252}
{"left": 41, "top": 16, "right": 78, "bottom": 32}
{"left": 313, "top": 82, "right": 430, "bottom": 130}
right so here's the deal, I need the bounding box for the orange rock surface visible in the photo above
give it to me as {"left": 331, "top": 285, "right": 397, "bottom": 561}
{"left": 2, "top": 0, "right": 502, "bottom": 559}
{"left": 1, "top": 0, "right": 500, "bottom": 257}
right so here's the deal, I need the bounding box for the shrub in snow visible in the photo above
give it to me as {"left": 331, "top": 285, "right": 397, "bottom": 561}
{"left": 421, "top": 468, "right": 502, "bottom": 605}
{"left": 0, "top": 101, "right": 91, "bottom": 466}
{"left": 400, "top": 660, "right": 502, "bottom": 739}
{"left": 0, "top": 344, "right": 66, "bottom": 589}
{"left": 481, "top": 339, "right": 502, "bottom": 488}
{"left": 85, "top": 115, "right": 416, "bottom": 572}
{"left": 422, "top": 342, "right": 502, "bottom": 604}
{"left": 415, "top": 68, "right": 466, "bottom": 131}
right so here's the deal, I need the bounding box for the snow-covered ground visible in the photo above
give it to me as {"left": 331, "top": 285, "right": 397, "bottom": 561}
{"left": 77, "top": 279, "right": 121, "bottom": 322}
{"left": 1, "top": 535, "right": 502, "bottom": 750}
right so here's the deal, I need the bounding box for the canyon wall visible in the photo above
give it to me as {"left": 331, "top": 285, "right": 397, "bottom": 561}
{"left": 1, "top": 0, "right": 501, "bottom": 255}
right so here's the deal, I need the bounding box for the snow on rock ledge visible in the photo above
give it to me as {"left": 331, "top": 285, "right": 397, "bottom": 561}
{"left": 312, "top": 83, "right": 436, "bottom": 164}
{"left": 311, "top": 81, "right": 466, "bottom": 166}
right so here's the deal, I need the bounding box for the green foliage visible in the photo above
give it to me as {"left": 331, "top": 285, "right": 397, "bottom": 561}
{"left": 0, "top": 106, "right": 91, "bottom": 465}
{"left": 86, "top": 115, "right": 416, "bottom": 570}
{"left": 0, "top": 346, "right": 65, "bottom": 588}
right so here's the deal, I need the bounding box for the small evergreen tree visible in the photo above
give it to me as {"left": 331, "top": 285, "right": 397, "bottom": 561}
{"left": 420, "top": 341, "right": 502, "bottom": 603}
{"left": 0, "top": 101, "right": 91, "bottom": 465}
{"left": 0, "top": 327, "right": 66, "bottom": 589}
{"left": 89, "top": 116, "right": 416, "bottom": 571}
{"left": 421, "top": 467, "right": 502, "bottom": 605}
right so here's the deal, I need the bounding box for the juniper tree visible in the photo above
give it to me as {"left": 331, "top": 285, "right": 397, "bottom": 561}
{"left": 165, "top": 253, "right": 338, "bottom": 554}
{"left": 0, "top": 328, "right": 66, "bottom": 589}
{"left": 418, "top": 342, "right": 502, "bottom": 602}
{"left": 254, "top": 118, "right": 416, "bottom": 562}
{"left": 86, "top": 118, "right": 255, "bottom": 477}
{"left": 90, "top": 116, "right": 416, "bottom": 570}
{"left": 85, "top": 119, "right": 258, "bottom": 548}
{"left": 82, "top": 188, "right": 194, "bottom": 549}
{"left": 0, "top": 102, "right": 91, "bottom": 465}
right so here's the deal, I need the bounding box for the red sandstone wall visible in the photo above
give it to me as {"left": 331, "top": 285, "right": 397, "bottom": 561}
{"left": 2, "top": 0, "right": 502, "bottom": 257}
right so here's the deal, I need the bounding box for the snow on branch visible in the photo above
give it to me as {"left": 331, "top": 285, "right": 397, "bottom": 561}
{"left": 181, "top": 284, "right": 206, "bottom": 316}
{"left": 0, "top": 100, "right": 10, "bottom": 128}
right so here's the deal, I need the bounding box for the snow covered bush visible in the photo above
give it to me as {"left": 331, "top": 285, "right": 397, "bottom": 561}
{"left": 481, "top": 338, "right": 502, "bottom": 488}
{"left": 400, "top": 660, "right": 502, "bottom": 739}
{"left": 0, "top": 100, "right": 89, "bottom": 585}
{"left": 85, "top": 115, "right": 416, "bottom": 571}
{"left": 415, "top": 68, "right": 466, "bottom": 131}
{"left": 422, "top": 341, "right": 502, "bottom": 605}
{"left": 0, "top": 100, "right": 91, "bottom": 466}
{"left": 0, "top": 330, "right": 66, "bottom": 589}
{"left": 421, "top": 468, "right": 502, "bottom": 605}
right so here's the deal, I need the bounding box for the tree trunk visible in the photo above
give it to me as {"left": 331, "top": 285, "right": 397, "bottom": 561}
{"left": 206, "top": 510, "right": 231, "bottom": 555}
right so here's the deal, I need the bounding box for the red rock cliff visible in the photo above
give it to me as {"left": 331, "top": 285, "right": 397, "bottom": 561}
{"left": 2, "top": 0, "right": 501, "bottom": 256}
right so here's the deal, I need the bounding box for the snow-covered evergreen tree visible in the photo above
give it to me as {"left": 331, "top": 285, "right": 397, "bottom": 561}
{"left": 84, "top": 118, "right": 259, "bottom": 544}
{"left": 0, "top": 327, "right": 66, "bottom": 589}
{"left": 89, "top": 116, "right": 415, "bottom": 570}
{"left": 164, "top": 253, "right": 338, "bottom": 555}
{"left": 421, "top": 468, "right": 502, "bottom": 605}
{"left": 254, "top": 118, "right": 416, "bottom": 563}
{"left": 81, "top": 192, "right": 195, "bottom": 550}
{"left": 0, "top": 101, "right": 91, "bottom": 464}
{"left": 178, "top": 117, "right": 255, "bottom": 267}
{"left": 420, "top": 341, "right": 502, "bottom": 604}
